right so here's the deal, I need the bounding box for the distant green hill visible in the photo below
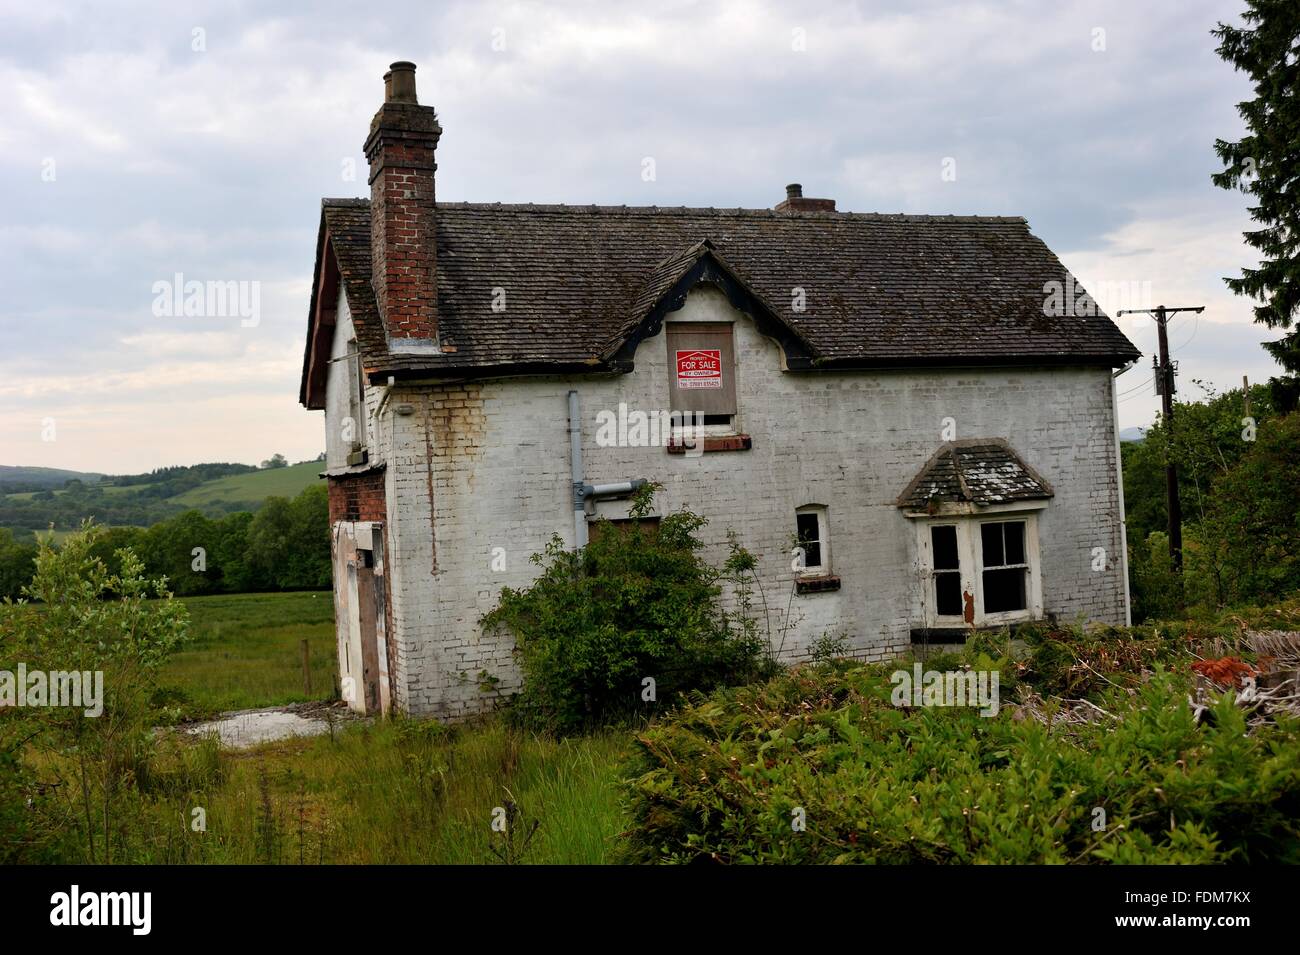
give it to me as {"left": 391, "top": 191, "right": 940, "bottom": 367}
{"left": 171, "top": 460, "right": 321, "bottom": 508}
{"left": 0, "top": 459, "right": 323, "bottom": 532}
{"left": 0, "top": 465, "right": 104, "bottom": 490}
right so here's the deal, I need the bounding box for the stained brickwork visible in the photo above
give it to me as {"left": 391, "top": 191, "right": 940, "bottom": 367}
{"left": 360, "top": 285, "right": 1129, "bottom": 719}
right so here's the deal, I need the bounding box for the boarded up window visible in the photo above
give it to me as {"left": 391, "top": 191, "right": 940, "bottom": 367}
{"left": 666, "top": 322, "right": 736, "bottom": 417}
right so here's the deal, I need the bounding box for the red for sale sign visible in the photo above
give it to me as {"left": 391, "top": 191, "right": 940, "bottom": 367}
{"left": 675, "top": 349, "right": 722, "bottom": 389}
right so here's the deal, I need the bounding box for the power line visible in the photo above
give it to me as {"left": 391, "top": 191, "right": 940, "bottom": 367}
{"left": 1116, "top": 374, "right": 1154, "bottom": 398}
{"left": 1118, "top": 380, "right": 1155, "bottom": 402}
{"left": 1171, "top": 308, "right": 1201, "bottom": 354}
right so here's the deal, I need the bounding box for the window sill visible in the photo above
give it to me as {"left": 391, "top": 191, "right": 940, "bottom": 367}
{"left": 667, "top": 434, "right": 752, "bottom": 454}
{"left": 795, "top": 574, "right": 840, "bottom": 594}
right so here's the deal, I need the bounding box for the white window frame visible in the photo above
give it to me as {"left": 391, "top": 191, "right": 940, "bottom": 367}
{"left": 794, "top": 504, "right": 830, "bottom": 577}
{"left": 925, "top": 522, "right": 965, "bottom": 623}
{"left": 911, "top": 504, "right": 1044, "bottom": 628}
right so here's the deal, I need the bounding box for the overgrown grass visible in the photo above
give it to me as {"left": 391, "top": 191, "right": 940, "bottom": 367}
{"left": 157, "top": 591, "right": 336, "bottom": 719}
{"left": 9, "top": 588, "right": 630, "bottom": 864}
{"left": 155, "top": 592, "right": 626, "bottom": 863}
{"left": 58, "top": 718, "right": 630, "bottom": 864}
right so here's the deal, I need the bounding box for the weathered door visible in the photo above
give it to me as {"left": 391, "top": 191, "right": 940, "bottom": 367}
{"left": 354, "top": 550, "right": 382, "bottom": 713}
{"left": 333, "top": 522, "right": 390, "bottom": 715}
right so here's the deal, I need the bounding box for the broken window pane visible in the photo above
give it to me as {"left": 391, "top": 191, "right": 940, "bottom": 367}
{"left": 983, "top": 567, "right": 1026, "bottom": 613}
{"left": 935, "top": 571, "right": 962, "bottom": 616}
{"left": 981, "top": 522, "right": 1004, "bottom": 567}
{"left": 931, "top": 525, "right": 959, "bottom": 570}
{"left": 982, "top": 520, "right": 1027, "bottom": 568}
{"left": 796, "top": 512, "right": 822, "bottom": 568}
{"left": 1004, "top": 521, "right": 1025, "bottom": 565}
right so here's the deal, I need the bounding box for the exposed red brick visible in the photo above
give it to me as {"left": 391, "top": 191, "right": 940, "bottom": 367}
{"left": 774, "top": 183, "right": 836, "bottom": 213}
{"left": 327, "top": 471, "right": 387, "bottom": 524}
{"left": 775, "top": 196, "right": 836, "bottom": 213}
{"left": 364, "top": 80, "right": 442, "bottom": 342}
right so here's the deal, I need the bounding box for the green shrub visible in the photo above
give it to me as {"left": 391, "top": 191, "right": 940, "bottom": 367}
{"left": 1017, "top": 622, "right": 1178, "bottom": 700}
{"left": 0, "top": 522, "right": 191, "bottom": 863}
{"left": 620, "top": 661, "right": 1300, "bottom": 864}
{"left": 482, "top": 490, "right": 768, "bottom": 734}
{"left": 1130, "top": 531, "right": 1185, "bottom": 622}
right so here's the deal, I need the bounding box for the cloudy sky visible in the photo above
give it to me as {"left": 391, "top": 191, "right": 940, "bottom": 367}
{"left": 0, "top": 0, "right": 1279, "bottom": 474}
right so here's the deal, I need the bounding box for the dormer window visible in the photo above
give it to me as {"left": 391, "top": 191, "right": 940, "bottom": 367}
{"left": 666, "top": 322, "right": 736, "bottom": 432}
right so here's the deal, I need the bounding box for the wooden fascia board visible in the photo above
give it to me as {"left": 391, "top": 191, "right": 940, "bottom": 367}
{"left": 304, "top": 232, "right": 341, "bottom": 410}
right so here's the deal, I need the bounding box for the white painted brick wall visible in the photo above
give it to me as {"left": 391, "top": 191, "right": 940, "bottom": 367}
{"left": 336, "top": 285, "right": 1128, "bottom": 718}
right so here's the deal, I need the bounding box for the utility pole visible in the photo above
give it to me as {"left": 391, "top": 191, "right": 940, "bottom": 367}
{"left": 1117, "top": 305, "right": 1203, "bottom": 571}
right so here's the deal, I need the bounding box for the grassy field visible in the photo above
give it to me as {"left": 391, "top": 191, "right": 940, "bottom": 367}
{"left": 134, "top": 590, "right": 631, "bottom": 864}
{"left": 134, "top": 720, "right": 631, "bottom": 864}
{"left": 7, "top": 484, "right": 138, "bottom": 501}
{"left": 170, "top": 461, "right": 320, "bottom": 507}
{"left": 3, "top": 460, "right": 318, "bottom": 507}
{"left": 159, "top": 591, "right": 338, "bottom": 718}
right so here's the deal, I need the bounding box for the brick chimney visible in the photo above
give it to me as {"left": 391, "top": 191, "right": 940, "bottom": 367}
{"left": 364, "top": 61, "right": 442, "bottom": 341}
{"left": 775, "top": 183, "right": 836, "bottom": 213}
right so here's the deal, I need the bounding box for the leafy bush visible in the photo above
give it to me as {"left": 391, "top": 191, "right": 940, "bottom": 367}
{"left": 1015, "top": 622, "right": 1181, "bottom": 700}
{"left": 0, "top": 523, "right": 191, "bottom": 862}
{"left": 482, "top": 490, "right": 769, "bottom": 734}
{"left": 1194, "top": 413, "right": 1300, "bottom": 606}
{"left": 1123, "top": 386, "right": 1300, "bottom": 617}
{"left": 620, "top": 659, "right": 1300, "bottom": 864}
{"left": 0, "top": 528, "right": 38, "bottom": 601}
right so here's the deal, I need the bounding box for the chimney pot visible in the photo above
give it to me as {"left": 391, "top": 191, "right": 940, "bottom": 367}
{"left": 775, "top": 183, "right": 836, "bottom": 213}
{"left": 366, "top": 61, "right": 441, "bottom": 341}
{"left": 387, "top": 61, "right": 418, "bottom": 104}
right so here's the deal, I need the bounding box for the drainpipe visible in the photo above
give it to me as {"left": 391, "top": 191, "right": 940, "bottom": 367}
{"left": 1110, "top": 369, "right": 1133, "bottom": 626}
{"left": 585, "top": 481, "right": 645, "bottom": 497}
{"left": 569, "top": 390, "right": 586, "bottom": 548}
{"left": 567, "top": 390, "right": 649, "bottom": 550}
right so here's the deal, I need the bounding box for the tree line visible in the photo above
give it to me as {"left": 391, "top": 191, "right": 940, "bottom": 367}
{"left": 1123, "top": 384, "right": 1300, "bottom": 620}
{"left": 0, "top": 484, "right": 330, "bottom": 600}
{"left": 0, "top": 456, "right": 315, "bottom": 531}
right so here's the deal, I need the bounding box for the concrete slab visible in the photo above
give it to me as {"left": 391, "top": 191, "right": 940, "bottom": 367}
{"left": 184, "top": 705, "right": 345, "bottom": 749}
